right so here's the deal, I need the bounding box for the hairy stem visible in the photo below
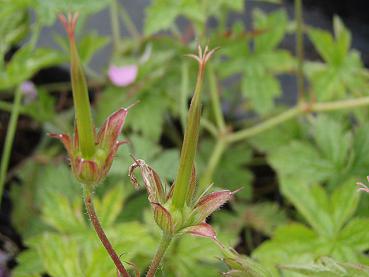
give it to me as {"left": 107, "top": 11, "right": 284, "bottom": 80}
{"left": 146, "top": 234, "right": 172, "bottom": 277}
{"left": 295, "top": 0, "right": 305, "bottom": 102}
{"left": 0, "top": 86, "right": 22, "bottom": 204}
{"left": 84, "top": 189, "right": 130, "bottom": 277}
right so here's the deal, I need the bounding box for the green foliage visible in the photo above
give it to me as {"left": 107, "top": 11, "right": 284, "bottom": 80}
{"left": 144, "top": 0, "right": 244, "bottom": 35}
{"left": 253, "top": 179, "right": 369, "bottom": 275}
{"left": 4, "top": 1, "right": 369, "bottom": 276}
{"left": 269, "top": 115, "right": 369, "bottom": 187}
{"left": 280, "top": 256, "right": 369, "bottom": 276}
{"left": 0, "top": 46, "right": 62, "bottom": 90}
{"left": 306, "top": 17, "right": 369, "bottom": 100}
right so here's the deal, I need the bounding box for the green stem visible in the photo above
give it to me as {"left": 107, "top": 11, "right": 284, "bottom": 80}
{"left": 84, "top": 188, "right": 130, "bottom": 277}
{"left": 110, "top": 0, "right": 121, "bottom": 53}
{"left": 200, "top": 118, "right": 218, "bottom": 138}
{"left": 0, "top": 86, "right": 23, "bottom": 204}
{"left": 295, "top": 0, "right": 305, "bottom": 102}
{"left": 0, "top": 101, "right": 17, "bottom": 113}
{"left": 119, "top": 3, "right": 140, "bottom": 39}
{"left": 227, "top": 96, "right": 369, "bottom": 144}
{"left": 226, "top": 106, "right": 300, "bottom": 144}
{"left": 208, "top": 64, "right": 226, "bottom": 131}
{"left": 312, "top": 96, "right": 369, "bottom": 111}
{"left": 146, "top": 234, "right": 172, "bottom": 277}
{"left": 199, "top": 138, "right": 227, "bottom": 190}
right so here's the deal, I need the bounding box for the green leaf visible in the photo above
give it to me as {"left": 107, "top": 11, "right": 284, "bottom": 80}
{"left": 331, "top": 180, "right": 360, "bottom": 232}
{"left": 0, "top": 47, "right": 63, "bottom": 90}
{"left": 23, "top": 89, "right": 56, "bottom": 123}
{"left": 338, "top": 218, "right": 369, "bottom": 251}
{"left": 0, "top": 2, "right": 28, "bottom": 58}
{"left": 34, "top": 0, "right": 112, "bottom": 25}
{"left": 144, "top": 0, "right": 204, "bottom": 35}
{"left": 253, "top": 9, "right": 288, "bottom": 52}
{"left": 13, "top": 248, "right": 43, "bottom": 277}
{"left": 280, "top": 179, "right": 334, "bottom": 237}
{"left": 270, "top": 141, "right": 334, "bottom": 184}
{"left": 241, "top": 72, "right": 281, "bottom": 114}
{"left": 313, "top": 115, "right": 351, "bottom": 170}
{"left": 333, "top": 16, "right": 351, "bottom": 60}
{"left": 306, "top": 16, "right": 368, "bottom": 100}
{"left": 78, "top": 32, "right": 110, "bottom": 65}
{"left": 94, "top": 184, "right": 126, "bottom": 227}
{"left": 213, "top": 143, "right": 253, "bottom": 199}
{"left": 126, "top": 92, "right": 168, "bottom": 141}
{"left": 42, "top": 193, "right": 86, "bottom": 234}
{"left": 33, "top": 233, "right": 84, "bottom": 277}
{"left": 235, "top": 202, "right": 288, "bottom": 237}
{"left": 281, "top": 256, "right": 369, "bottom": 276}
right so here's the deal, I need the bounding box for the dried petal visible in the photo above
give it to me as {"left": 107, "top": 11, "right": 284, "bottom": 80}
{"left": 185, "top": 223, "right": 216, "bottom": 240}
{"left": 128, "top": 159, "right": 165, "bottom": 203}
{"left": 152, "top": 202, "right": 174, "bottom": 234}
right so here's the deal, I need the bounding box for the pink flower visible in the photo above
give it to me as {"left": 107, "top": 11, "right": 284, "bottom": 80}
{"left": 108, "top": 64, "right": 138, "bottom": 87}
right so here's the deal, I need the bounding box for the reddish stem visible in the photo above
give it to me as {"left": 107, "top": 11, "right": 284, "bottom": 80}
{"left": 84, "top": 192, "right": 130, "bottom": 277}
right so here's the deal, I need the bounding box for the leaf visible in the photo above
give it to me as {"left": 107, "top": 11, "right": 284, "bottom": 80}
{"left": 280, "top": 179, "right": 334, "bottom": 237}
{"left": 126, "top": 92, "right": 168, "bottom": 141}
{"left": 270, "top": 141, "right": 334, "bottom": 184}
{"left": 23, "top": 89, "right": 56, "bottom": 123}
{"left": 252, "top": 223, "right": 319, "bottom": 269}
{"left": 78, "top": 32, "right": 110, "bottom": 65}
{"left": 33, "top": 233, "right": 84, "bottom": 277}
{"left": 42, "top": 193, "right": 86, "bottom": 234}
{"left": 212, "top": 143, "right": 253, "bottom": 199}
{"left": 235, "top": 202, "right": 288, "bottom": 237}
{"left": 144, "top": 0, "right": 204, "bottom": 35}
{"left": 241, "top": 72, "right": 281, "bottom": 114}
{"left": 13, "top": 248, "right": 43, "bottom": 277}
{"left": 306, "top": 16, "right": 368, "bottom": 100}
{"left": 253, "top": 9, "right": 288, "bottom": 52}
{"left": 94, "top": 185, "right": 126, "bottom": 227}
{"left": 331, "top": 180, "right": 360, "bottom": 233}
{"left": 34, "top": 0, "right": 112, "bottom": 25}
{"left": 0, "top": 2, "right": 28, "bottom": 57}
{"left": 0, "top": 47, "right": 63, "bottom": 90}
{"left": 281, "top": 256, "right": 369, "bottom": 276}
{"left": 313, "top": 116, "right": 351, "bottom": 170}
{"left": 338, "top": 218, "right": 369, "bottom": 251}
